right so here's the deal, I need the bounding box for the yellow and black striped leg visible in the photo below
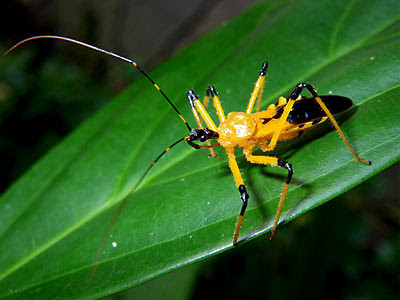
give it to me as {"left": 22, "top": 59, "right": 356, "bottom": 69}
{"left": 290, "top": 83, "right": 371, "bottom": 165}
{"left": 225, "top": 148, "right": 249, "bottom": 245}
{"left": 246, "top": 62, "right": 268, "bottom": 114}
{"left": 244, "top": 151, "right": 293, "bottom": 240}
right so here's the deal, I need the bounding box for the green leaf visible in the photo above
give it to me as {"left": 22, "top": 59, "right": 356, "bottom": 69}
{"left": 1, "top": 0, "right": 399, "bottom": 299}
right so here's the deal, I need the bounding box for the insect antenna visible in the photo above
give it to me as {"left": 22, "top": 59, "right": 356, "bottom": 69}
{"left": 88, "top": 135, "right": 189, "bottom": 286}
{"left": 4, "top": 35, "right": 192, "bottom": 131}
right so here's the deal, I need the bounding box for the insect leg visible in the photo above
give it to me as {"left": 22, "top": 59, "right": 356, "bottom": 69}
{"left": 186, "top": 91, "right": 220, "bottom": 150}
{"left": 267, "top": 96, "right": 297, "bottom": 151}
{"left": 206, "top": 86, "right": 226, "bottom": 123}
{"left": 246, "top": 62, "right": 268, "bottom": 114}
{"left": 224, "top": 148, "right": 250, "bottom": 245}
{"left": 186, "top": 139, "right": 220, "bottom": 150}
{"left": 244, "top": 150, "right": 293, "bottom": 240}
{"left": 187, "top": 93, "right": 217, "bottom": 158}
{"left": 187, "top": 89, "right": 218, "bottom": 132}
{"left": 186, "top": 88, "right": 220, "bottom": 157}
{"left": 203, "top": 87, "right": 211, "bottom": 108}
{"left": 201, "top": 85, "right": 227, "bottom": 156}
{"left": 290, "top": 83, "right": 371, "bottom": 165}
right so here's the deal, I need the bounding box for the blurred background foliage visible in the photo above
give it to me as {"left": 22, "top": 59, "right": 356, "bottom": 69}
{"left": 0, "top": 1, "right": 398, "bottom": 299}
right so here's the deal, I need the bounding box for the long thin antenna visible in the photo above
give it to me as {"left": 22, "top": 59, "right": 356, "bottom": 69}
{"left": 4, "top": 35, "right": 192, "bottom": 131}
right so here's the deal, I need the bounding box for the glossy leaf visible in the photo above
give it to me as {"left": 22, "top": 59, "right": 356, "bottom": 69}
{"left": 0, "top": 0, "right": 399, "bottom": 299}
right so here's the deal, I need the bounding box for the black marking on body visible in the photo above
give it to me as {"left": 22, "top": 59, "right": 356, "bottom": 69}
{"left": 298, "top": 124, "right": 305, "bottom": 128}
{"left": 273, "top": 105, "right": 284, "bottom": 119}
{"left": 297, "top": 130, "right": 304, "bottom": 138}
{"left": 284, "top": 95, "right": 352, "bottom": 124}
{"left": 312, "top": 117, "right": 322, "bottom": 125}
{"left": 261, "top": 118, "right": 272, "bottom": 124}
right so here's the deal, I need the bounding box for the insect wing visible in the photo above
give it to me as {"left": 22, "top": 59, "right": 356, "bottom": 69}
{"left": 287, "top": 95, "right": 353, "bottom": 124}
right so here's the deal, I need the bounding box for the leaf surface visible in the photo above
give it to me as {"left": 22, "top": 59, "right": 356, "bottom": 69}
{"left": 0, "top": 0, "right": 399, "bottom": 299}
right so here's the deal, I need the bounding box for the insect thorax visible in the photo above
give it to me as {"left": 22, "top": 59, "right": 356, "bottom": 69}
{"left": 217, "top": 112, "right": 257, "bottom": 148}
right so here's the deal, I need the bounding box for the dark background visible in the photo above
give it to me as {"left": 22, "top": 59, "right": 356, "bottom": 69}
{"left": 1, "top": 1, "right": 398, "bottom": 299}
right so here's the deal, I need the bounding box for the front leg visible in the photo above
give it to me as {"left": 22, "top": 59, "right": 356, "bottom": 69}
{"left": 187, "top": 89, "right": 218, "bottom": 157}
{"left": 187, "top": 89, "right": 218, "bottom": 132}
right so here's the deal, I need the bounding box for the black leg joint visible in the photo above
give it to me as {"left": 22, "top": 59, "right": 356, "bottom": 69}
{"left": 207, "top": 86, "right": 218, "bottom": 97}
{"left": 289, "top": 83, "right": 318, "bottom": 100}
{"left": 260, "top": 61, "right": 269, "bottom": 76}
{"left": 238, "top": 185, "right": 249, "bottom": 216}
{"left": 278, "top": 159, "right": 293, "bottom": 184}
{"left": 187, "top": 89, "right": 198, "bottom": 108}
{"left": 289, "top": 85, "right": 302, "bottom": 100}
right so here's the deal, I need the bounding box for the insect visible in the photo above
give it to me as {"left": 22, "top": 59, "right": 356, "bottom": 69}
{"left": 5, "top": 36, "right": 371, "bottom": 246}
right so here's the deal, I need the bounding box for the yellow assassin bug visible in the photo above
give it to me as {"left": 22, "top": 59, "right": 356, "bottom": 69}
{"left": 5, "top": 35, "right": 371, "bottom": 246}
